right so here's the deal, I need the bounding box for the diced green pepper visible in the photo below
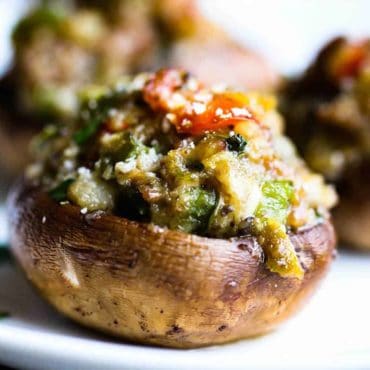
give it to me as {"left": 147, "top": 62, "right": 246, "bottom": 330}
{"left": 255, "top": 181, "right": 303, "bottom": 278}
{"left": 170, "top": 187, "right": 217, "bottom": 234}
{"left": 256, "top": 180, "right": 294, "bottom": 224}
{"left": 257, "top": 218, "right": 304, "bottom": 279}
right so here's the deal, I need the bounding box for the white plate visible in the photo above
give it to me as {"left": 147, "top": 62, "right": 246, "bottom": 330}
{"left": 0, "top": 251, "right": 369, "bottom": 370}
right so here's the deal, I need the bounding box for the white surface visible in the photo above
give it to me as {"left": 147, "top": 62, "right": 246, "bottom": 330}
{"left": 0, "top": 251, "right": 369, "bottom": 370}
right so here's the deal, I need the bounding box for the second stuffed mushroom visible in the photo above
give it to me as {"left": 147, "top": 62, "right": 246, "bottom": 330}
{"left": 282, "top": 37, "right": 370, "bottom": 249}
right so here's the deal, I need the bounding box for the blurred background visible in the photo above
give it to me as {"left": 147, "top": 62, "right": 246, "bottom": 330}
{"left": 1, "top": 0, "right": 369, "bottom": 76}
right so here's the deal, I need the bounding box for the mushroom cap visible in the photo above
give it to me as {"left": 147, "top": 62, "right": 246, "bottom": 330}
{"left": 8, "top": 180, "right": 336, "bottom": 348}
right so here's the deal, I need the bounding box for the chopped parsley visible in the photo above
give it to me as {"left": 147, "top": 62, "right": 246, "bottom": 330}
{"left": 225, "top": 134, "right": 247, "bottom": 153}
{"left": 73, "top": 115, "right": 102, "bottom": 145}
{"left": 74, "top": 91, "right": 125, "bottom": 145}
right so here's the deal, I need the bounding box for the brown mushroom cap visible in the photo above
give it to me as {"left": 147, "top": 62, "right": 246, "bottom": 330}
{"left": 8, "top": 180, "right": 336, "bottom": 348}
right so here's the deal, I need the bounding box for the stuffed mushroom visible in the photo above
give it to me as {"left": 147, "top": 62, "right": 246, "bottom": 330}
{"left": 281, "top": 37, "right": 370, "bottom": 249}
{"left": 8, "top": 69, "right": 336, "bottom": 348}
{"left": 0, "top": 0, "right": 278, "bottom": 177}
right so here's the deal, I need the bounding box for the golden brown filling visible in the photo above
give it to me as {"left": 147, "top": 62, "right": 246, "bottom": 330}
{"left": 28, "top": 69, "right": 336, "bottom": 278}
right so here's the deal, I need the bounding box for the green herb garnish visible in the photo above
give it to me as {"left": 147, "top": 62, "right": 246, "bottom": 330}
{"left": 49, "top": 179, "right": 75, "bottom": 202}
{"left": 225, "top": 134, "right": 247, "bottom": 153}
{"left": 73, "top": 116, "right": 102, "bottom": 145}
{"left": 74, "top": 90, "right": 124, "bottom": 145}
